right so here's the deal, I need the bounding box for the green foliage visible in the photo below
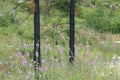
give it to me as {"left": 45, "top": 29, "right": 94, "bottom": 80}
{"left": 0, "top": 13, "right": 14, "bottom": 27}
{"left": 17, "top": 25, "right": 34, "bottom": 40}
{"left": 86, "top": 6, "right": 120, "bottom": 33}
{"left": 18, "top": 2, "right": 29, "bottom": 12}
{"left": 1, "top": 0, "right": 120, "bottom": 80}
{"left": 55, "top": 0, "right": 70, "bottom": 14}
{"left": 90, "top": 0, "right": 98, "bottom": 5}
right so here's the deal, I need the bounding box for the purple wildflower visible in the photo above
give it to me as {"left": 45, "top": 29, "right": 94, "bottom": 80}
{"left": 86, "top": 51, "right": 90, "bottom": 58}
{"left": 22, "top": 59, "right": 27, "bottom": 66}
{"left": 35, "top": 51, "right": 39, "bottom": 57}
{"left": 75, "top": 46, "right": 80, "bottom": 57}
{"left": 59, "top": 48, "right": 64, "bottom": 55}
{"left": 85, "top": 44, "right": 90, "bottom": 49}
{"left": 25, "top": 52, "right": 30, "bottom": 57}
{"left": 88, "top": 32, "right": 91, "bottom": 36}
{"left": 29, "top": 63, "right": 33, "bottom": 68}
{"left": 23, "top": 42, "right": 28, "bottom": 48}
{"left": 36, "top": 43, "right": 39, "bottom": 47}
{"left": 43, "top": 66, "right": 48, "bottom": 71}
{"left": 50, "top": 57, "right": 54, "bottom": 61}
{"left": 18, "top": 70, "right": 22, "bottom": 74}
{"left": 112, "top": 43, "right": 116, "bottom": 47}
{"left": 28, "top": 71, "right": 32, "bottom": 75}
{"left": 55, "top": 58, "right": 58, "bottom": 62}
{"left": 49, "top": 47, "right": 52, "bottom": 52}
{"left": 25, "top": 75, "right": 30, "bottom": 79}
{"left": 16, "top": 52, "right": 22, "bottom": 57}
{"left": 41, "top": 59, "right": 46, "bottom": 63}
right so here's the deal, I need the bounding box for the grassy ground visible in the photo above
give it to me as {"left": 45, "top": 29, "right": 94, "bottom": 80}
{"left": 1, "top": 0, "right": 120, "bottom": 80}
{"left": 1, "top": 21, "right": 120, "bottom": 80}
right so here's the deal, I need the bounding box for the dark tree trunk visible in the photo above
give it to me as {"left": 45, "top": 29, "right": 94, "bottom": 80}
{"left": 69, "top": 0, "right": 75, "bottom": 64}
{"left": 34, "top": 0, "right": 41, "bottom": 71}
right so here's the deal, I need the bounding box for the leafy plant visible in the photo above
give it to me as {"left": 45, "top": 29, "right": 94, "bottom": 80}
{"left": 0, "top": 13, "right": 14, "bottom": 27}
{"left": 55, "top": 0, "right": 70, "bottom": 14}
{"left": 86, "top": 6, "right": 120, "bottom": 33}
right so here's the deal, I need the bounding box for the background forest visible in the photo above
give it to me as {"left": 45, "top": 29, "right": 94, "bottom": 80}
{"left": 0, "top": 0, "right": 120, "bottom": 80}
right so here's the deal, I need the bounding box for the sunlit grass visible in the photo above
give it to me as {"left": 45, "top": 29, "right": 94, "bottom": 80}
{"left": 1, "top": 32, "right": 120, "bottom": 80}
{"left": 1, "top": 0, "right": 120, "bottom": 80}
{"left": 1, "top": 22, "right": 120, "bottom": 80}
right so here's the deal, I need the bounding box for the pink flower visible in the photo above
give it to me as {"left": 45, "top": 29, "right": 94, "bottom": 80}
{"left": 85, "top": 44, "right": 90, "bottom": 49}
{"left": 44, "top": 66, "right": 48, "bottom": 71}
{"left": 112, "top": 43, "right": 116, "bottom": 47}
{"left": 29, "top": 63, "right": 33, "bottom": 68}
{"left": 16, "top": 52, "right": 22, "bottom": 57}
{"left": 41, "top": 59, "right": 46, "bottom": 63}
{"left": 23, "top": 42, "right": 28, "bottom": 48}
{"left": 25, "top": 52, "right": 30, "bottom": 57}
{"left": 86, "top": 52, "right": 90, "bottom": 58}
{"left": 88, "top": 32, "right": 91, "bottom": 36}
{"left": 18, "top": 70, "right": 22, "bottom": 74}
{"left": 35, "top": 51, "right": 39, "bottom": 57}
{"left": 55, "top": 58, "right": 58, "bottom": 62}
{"left": 22, "top": 60, "right": 27, "bottom": 66}
{"left": 60, "top": 33, "right": 65, "bottom": 39}
{"left": 50, "top": 57, "right": 54, "bottom": 61}
{"left": 28, "top": 71, "right": 32, "bottom": 75}
{"left": 25, "top": 75, "right": 30, "bottom": 79}
{"left": 56, "top": 64, "right": 60, "bottom": 67}
{"left": 49, "top": 47, "right": 52, "bottom": 52}
{"left": 59, "top": 48, "right": 64, "bottom": 55}
{"left": 36, "top": 43, "right": 39, "bottom": 47}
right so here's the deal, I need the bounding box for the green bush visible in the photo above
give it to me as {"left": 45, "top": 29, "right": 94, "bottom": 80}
{"left": 55, "top": 0, "right": 70, "bottom": 14}
{"left": 0, "top": 13, "right": 14, "bottom": 27}
{"left": 17, "top": 25, "right": 34, "bottom": 40}
{"left": 86, "top": 7, "right": 120, "bottom": 33}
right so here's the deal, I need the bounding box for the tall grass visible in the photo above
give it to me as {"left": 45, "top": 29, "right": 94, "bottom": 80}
{"left": 1, "top": 0, "right": 120, "bottom": 80}
{"left": 1, "top": 39, "right": 120, "bottom": 80}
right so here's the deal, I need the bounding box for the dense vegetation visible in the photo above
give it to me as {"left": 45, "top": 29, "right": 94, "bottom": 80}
{"left": 0, "top": 0, "right": 120, "bottom": 80}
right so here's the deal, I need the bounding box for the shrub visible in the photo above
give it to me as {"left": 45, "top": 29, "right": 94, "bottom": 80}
{"left": 0, "top": 13, "right": 14, "bottom": 27}
{"left": 54, "top": 0, "right": 77, "bottom": 14}
{"left": 55, "top": 0, "right": 70, "bottom": 14}
{"left": 86, "top": 7, "right": 120, "bottom": 33}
